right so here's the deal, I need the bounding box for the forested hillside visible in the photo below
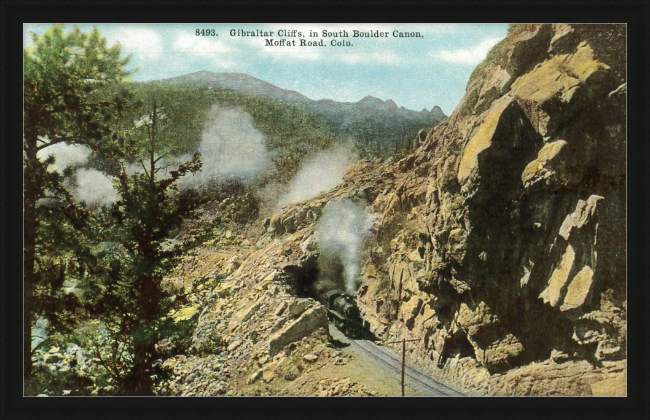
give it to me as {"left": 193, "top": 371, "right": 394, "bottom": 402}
{"left": 23, "top": 24, "right": 444, "bottom": 396}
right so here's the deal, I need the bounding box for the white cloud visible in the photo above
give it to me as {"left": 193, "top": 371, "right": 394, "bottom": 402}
{"left": 339, "top": 50, "right": 407, "bottom": 66}
{"left": 173, "top": 34, "right": 234, "bottom": 55}
{"left": 430, "top": 37, "right": 501, "bottom": 64}
{"left": 112, "top": 28, "right": 164, "bottom": 59}
{"left": 172, "top": 33, "right": 240, "bottom": 69}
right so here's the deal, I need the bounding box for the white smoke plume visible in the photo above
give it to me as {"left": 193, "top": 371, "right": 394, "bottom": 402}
{"left": 179, "top": 105, "right": 269, "bottom": 189}
{"left": 74, "top": 168, "right": 119, "bottom": 207}
{"left": 316, "top": 199, "right": 370, "bottom": 294}
{"left": 37, "top": 141, "right": 92, "bottom": 173}
{"left": 278, "top": 145, "right": 356, "bottom": 208}
{"left": 36, "top": 141, "right": 119, "bottom": 207}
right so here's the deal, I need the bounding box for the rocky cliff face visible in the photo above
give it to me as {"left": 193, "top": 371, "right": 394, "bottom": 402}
{"left": 176, "top": 24, "right": 626, "bottom": 396}
{"left": 352, "top": 23, "right": 626, "bottom": 395}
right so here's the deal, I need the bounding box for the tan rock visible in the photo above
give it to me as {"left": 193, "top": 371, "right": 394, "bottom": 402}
{"left": 274, "top": 301, "right": 287, "bottom": 317}
{"left": 171, "top": 306, "right": 198, "bottom": 322}
{"left": 228, "top": 300, "right": 262, "bottom": 332}
{"left": 269, "top": 214, "right": 283, "bottom": 233}
{"left": 456, "top": 301, "right": 496, "bottom": 330}
{"left": 521, "top": 140, "right": 568, "bottom": 187}
{"left": 590, "top": 374, "right": 626, "bottom": 396}
{"left": 303, "top": 353, "right": 318, "bottom": 362}
{"left": 262, "top": 368, "right": 276, "bottom": 383}
{"left": 363, "top": 263, "right": 377, "bottom": 279}
{"left": 560, "top": 266, "right": 595, "bottom": 311}
{"left": 540, "top": 245, "right": 575, "bottom": 307}
{"left": 512, "top": 42, "right": 610, "bottom": 104}
{"left": 227, "top": 340, "right": 242, "bottom": 352}
{"left": 248, "top": 369, "right": 263, "bottom": 384}
{"left": 268, "top": 305, "right": 328, "bottom": 357}
{"left": 457, "top": 96, "right": 513, "bottom": 185}
{"left": 288, "top": 298, "right": 312, "bottom": 318}
{"left": 406, "top": 250, "right": 423, "bottom": 262}
{"left": 262, "top": 271, "right": 279, "bottom": 283}
{"left": 559, "top": 195, "right": 603, "bottom": 240}
{"left": 472, "top": 333, "right": 524, "bottom": 369}
{"left": 400, "top": 296, "right": 423, "bottom": 325}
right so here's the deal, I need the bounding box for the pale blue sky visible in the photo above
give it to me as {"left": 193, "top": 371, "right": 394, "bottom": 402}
{"left": 24, "top": 23, "right": 509, "bottom": 114}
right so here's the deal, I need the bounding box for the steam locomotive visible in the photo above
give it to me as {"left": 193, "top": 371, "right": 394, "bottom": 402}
{"left": 321, "top": 290, "right": 369, "bottom": 338}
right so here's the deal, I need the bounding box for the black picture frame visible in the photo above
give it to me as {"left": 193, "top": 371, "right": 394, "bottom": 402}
{"left": 2, "top": 1, "right": 648, "bottom": 419}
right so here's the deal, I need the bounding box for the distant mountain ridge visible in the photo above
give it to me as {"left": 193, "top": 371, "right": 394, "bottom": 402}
{"left": 165, "top": 71, "right": 443, "bottom": 113}
{"left": 166, "top": 71, "right": 312, "bottom": 104}
{"left": 159, "top": 71, "right": 446, "bottom": 153}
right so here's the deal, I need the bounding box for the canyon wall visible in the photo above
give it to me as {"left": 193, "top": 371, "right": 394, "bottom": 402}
{"left": 354, "top": 23, "right": 626, "bottom": 395}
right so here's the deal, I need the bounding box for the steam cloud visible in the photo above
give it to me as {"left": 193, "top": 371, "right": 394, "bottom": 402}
{"left": 37, "top": 141, "right": 119, "bottom": 207}
{"left": 316, "top": 199, "right": 370, "bottom": 294}
{"left": 278, "top": 146, "right": 356, "bottom": 208}
{"left": 37, "top": 142, "right": 92, "bottom": 173}
{"left": 179, "top": 106, "right": 269, "bottom": 189}
{"left": 74, "top": 168, "right": 119, "bottom": 206}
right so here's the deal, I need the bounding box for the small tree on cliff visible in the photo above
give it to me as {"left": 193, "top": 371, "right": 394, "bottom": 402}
{"left": 86, "top": 100, "right": 202, "bottom": 395}
{"left": 23, "top": 25, "right": 131, "bottom": 379}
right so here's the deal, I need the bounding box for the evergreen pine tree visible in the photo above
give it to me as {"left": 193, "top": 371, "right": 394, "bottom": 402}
{"left": 23, "top": 25, "right": 131, "bottom": 380}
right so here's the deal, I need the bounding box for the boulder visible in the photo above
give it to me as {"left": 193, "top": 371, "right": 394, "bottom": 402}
{"left": 227, "top": 340, "right": 242, "bottom": 352}
{"left": 470, "top": 333, "right": 524, "bottom": 371}
{"left": 268, "top": 305, "right": 328, "bottom": 357}
{"left": 303, "top": 353, "right": 318, "bottom": 362}
{"left": 228, "top": 300, "right": 262, "bottom": 332}
{"left": 248, "top": 369, "right": 263, "bottom": 384}
{"left": 521, "top": 140, "right": 569, "bottom": 189}
{"left": 171, "top": 306, "right": 199, "bottom": 322}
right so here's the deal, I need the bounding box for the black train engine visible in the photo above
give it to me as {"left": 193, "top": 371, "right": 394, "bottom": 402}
{"left": 321, "top": 290, "right": 368, "bottom": 338}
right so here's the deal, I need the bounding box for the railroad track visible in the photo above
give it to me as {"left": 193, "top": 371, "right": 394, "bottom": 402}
{"left": 330, "top": 325, "right": 464, "bottom": 396}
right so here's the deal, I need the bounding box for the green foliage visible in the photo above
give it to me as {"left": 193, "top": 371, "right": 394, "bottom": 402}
{"left": 155, "top": 316, "right": 199, "bottom": 358}
{"left": 24, "top": 24, "right": 131, "bottom": 151}
{"left": 24, "top": 366, "right": 95, "bottom": 396}
{"left": 102, "top": 82, "right": 341, "bottom": 186}
{"left": 193, "top": 331, "right": 227, "bottom": 356}
{"left": 81, "top": 101, "right": 203, "bottom": 394}
{"left": 23, "top": 24, "right": 133, "bottom": 380}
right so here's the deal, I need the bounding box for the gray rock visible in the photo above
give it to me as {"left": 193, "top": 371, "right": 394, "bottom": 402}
{"left": 268, "top": 305, "right": 328, "bottom": 357}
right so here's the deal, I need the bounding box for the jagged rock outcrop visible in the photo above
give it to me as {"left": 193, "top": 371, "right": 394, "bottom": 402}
{"left": 349, "top": 23, "right": 626, "bottom": 395}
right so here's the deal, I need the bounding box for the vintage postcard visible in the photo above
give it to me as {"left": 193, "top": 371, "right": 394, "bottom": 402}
{"left": 23, "top": 22, "right": 626, "bottom": 397}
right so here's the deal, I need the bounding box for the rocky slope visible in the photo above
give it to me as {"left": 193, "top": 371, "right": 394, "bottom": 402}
{"left": 349, "top": 23, "right": 627, "bottom": 396}
{"left": 162, "top": 23, "right": 625, "bottom": 397}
